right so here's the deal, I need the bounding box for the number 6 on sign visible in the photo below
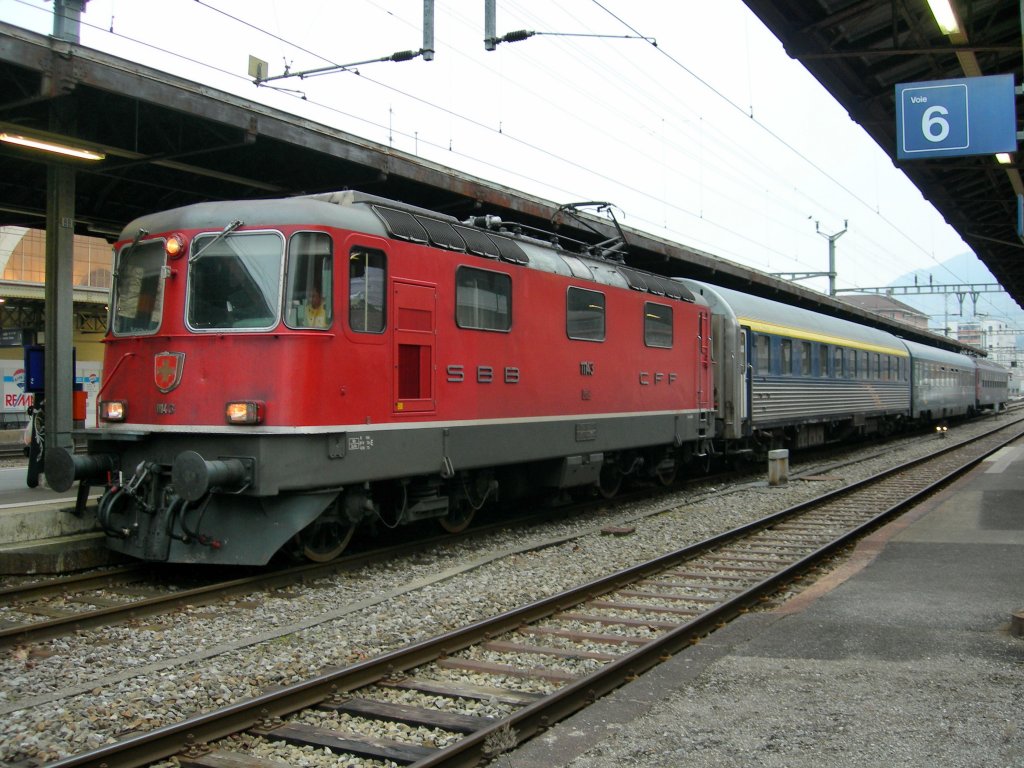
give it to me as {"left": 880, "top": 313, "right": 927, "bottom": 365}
{"left": 922, "top": 105, "right": 950, "bottom": 143}
{"left": 896, "top": 75, "right": 1016, "bottom": 160}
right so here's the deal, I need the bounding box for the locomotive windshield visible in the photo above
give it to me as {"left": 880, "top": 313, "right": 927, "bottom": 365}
{"left": 111, "top": 240, "right": 166, "bottom": 335}
{"left": 187, "top": 232, "right": 283, "bottom": 329}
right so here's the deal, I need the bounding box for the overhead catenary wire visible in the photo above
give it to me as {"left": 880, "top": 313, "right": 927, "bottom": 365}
{"left": 9, "top": 0, "right": 1009, "bottom": 320}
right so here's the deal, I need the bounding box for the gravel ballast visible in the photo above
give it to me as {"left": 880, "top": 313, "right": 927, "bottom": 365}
{"left": 0, "top": 415, "right": 1021, "bottom": 766}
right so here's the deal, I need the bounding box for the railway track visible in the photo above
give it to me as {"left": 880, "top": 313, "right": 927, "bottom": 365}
{"left": 0, "top": 457, "right": 760, "bottom": 647}
{"left": 44, "top": 414, "right": 1024, "bottom": 768}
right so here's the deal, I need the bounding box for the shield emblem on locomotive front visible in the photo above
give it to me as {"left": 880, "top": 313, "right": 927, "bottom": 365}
{"left": 154, "top": 351, "right": 185, "bottom": 393}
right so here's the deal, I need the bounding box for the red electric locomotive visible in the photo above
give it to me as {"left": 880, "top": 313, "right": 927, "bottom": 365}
{"left": 49, "top": 192, "right": 714, "bottom": 565}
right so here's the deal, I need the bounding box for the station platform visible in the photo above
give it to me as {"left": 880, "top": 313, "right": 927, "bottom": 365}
{"left": 0, "top": 429, "right": 113, "bottom": 574}
{"left": 511, "top": 437, "right": 1024, "bottom": 767}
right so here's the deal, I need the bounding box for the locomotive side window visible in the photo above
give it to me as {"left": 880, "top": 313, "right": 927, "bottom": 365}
{"left": 643, "top": 302, "right": 673, "bottom": 348}
{"left": 456, "top": 266, "right": 511, "bottom": 331}
{"left": 286, "top": 232, "right": 332, "bottom": 329}
{"left": 187, "top": 232, "right": 282, "bottom": 330}
{"left": 112, "top": 240, "right": 166, "bottom": 335}
{"left": 349, "top": 247, "right": 387, "bottom": 333}
{"left": 566, "top": 286, "right": 605, "bottom": 341}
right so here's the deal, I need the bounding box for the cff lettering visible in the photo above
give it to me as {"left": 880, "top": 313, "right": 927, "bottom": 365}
{"left": 638, "top": 372, "right": 678, "bottom": 386}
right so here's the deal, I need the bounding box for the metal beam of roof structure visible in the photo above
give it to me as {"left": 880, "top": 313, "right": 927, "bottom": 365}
{"left": 740, "top": 0, "right": 1024, "bottom": 312}
{"left": 0, "top": 20, "right": 983, "bottom": 354}
{"left": 835, "top": 282, "right": 1004, "bottom": 295}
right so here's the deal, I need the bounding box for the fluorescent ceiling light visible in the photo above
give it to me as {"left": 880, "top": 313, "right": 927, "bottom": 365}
{"left": 926, "top": 0, "right": 961, "bottom": 36}
{"left": 996, "top": 153, "right": 1013, "bottom": 164}
{"left": 0, "top": 132, "right": 106, "bottom": 161}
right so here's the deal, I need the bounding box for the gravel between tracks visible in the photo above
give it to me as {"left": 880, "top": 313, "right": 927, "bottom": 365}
{"left": 0, "top": 416, "right": 1021, "bottom": 766}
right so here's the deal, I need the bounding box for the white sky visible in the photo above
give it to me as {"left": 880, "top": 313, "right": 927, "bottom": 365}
{"left": 2, "top": 0, "right": 996, "bottom": 302}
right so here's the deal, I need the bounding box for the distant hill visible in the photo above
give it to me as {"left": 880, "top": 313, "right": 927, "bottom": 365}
{"left": 883, "top": 252, "right": 1024, "bottom": 333}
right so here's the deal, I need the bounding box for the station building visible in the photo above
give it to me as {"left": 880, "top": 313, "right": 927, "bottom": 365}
{"left": 0, "top": 226, "right": 109, "bottom": 426}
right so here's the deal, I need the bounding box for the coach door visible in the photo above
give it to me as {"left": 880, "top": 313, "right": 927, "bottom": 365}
{"left": 393, "top": 280, "right": 436, "bottom": 414}
{"left": 740, "top": 328, "right": 751, "bottom": 431}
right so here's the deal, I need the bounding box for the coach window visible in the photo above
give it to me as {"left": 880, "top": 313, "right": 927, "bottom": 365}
{"left": 801, "top": 341, "right": 812, "bottom": 376}
{"left": 818, "top": 344, "right": 829, "bottom": 377}
{"left": 349, "top": 247, "right": 386, "bottom": 333}
{"left": 754, "top": 334, "right": 771, "bottom": 375}
{"left": 457, "top": 266, "right": 512, "bottom": 331}
{"left": 833, "top": 347, "right": 843, "bottom": 378}
{"left": 644, "top": 302, "right": 673, "bottom": 348}
{"left": 286, "top": 232, "right": 332, "bottom": 329}
{"left": 873, "top": 353, "right": 881, "bottom": 379}
{"left": 780, "top": 339, "right": 793, "bottom": 375}
{"left": 567, "top": 286, "right": 605, "bottom": 341}
{"left": 845, "top": 349, "right": 856, "bottom": 378}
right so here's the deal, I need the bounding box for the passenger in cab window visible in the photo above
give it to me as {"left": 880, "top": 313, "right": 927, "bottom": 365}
{"left": 300, "top": 286, "right": 329, "bottom": 328}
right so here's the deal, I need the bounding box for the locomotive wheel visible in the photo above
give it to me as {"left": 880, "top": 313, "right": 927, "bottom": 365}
{"left": 655, "top": 462, "right": 678, "bottom": 487}
{"left": 597, "top": 463, "right": 622, "bottom": 499}
{"left": 296, "top": 518, "right": 355, "bottom": 562}
{"left": 439, "top": 502, "right": 475, "bottom": 534}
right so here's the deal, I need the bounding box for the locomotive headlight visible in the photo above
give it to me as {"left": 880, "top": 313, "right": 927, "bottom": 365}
{"left": 165, "top": 233, "right": 186, "bottom": 259}
{"left": 99, "top": 400, "right": 127, "bottom": 422}
{"left": 225, "top": 400, "right": 264, "bottom": 425}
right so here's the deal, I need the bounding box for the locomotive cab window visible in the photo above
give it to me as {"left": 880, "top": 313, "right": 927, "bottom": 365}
{"left": 286, "top": 232, "right": 332, "bottom": 329}
{"left": 567, "top": 286, "right": 605, "bottom": 341}
{"left": 112, "top": 239, "right": 167, "bottom": 335}
{"left": 643, "top": 302, "right": 673, "bottom": 348}
{"left": 349, "top": 247, "right": 386, "bottom": 333}
{"left": 187, "top": 231, "right": 282, "bottom": 330}
{"left": 456, "top": 266, "right": 511, "bottom": 331}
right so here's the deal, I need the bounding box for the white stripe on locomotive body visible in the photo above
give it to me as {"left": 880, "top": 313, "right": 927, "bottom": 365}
{"left": 87, "top": 407, "right": 710, "bottom": 436}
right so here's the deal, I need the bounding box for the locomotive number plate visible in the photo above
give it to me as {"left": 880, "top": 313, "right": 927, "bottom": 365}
{"left": 575, "top": 422, "right": 597, "bottom": 442}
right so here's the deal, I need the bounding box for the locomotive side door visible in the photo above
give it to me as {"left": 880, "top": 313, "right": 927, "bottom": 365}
{"left": 392, "top": 280, "right": 437, "bottom": 414}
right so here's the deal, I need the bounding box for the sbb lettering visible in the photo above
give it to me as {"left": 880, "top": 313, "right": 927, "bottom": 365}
{"left": 447, "top": 363, "right": 520, "bottom": 385}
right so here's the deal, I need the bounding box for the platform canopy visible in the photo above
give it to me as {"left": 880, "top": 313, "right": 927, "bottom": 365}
{"left": 740, "top": 0, "right": 1024, "bottom": 310}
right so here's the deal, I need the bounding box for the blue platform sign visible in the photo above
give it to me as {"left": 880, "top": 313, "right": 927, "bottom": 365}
{"left": 896, "top": 74, "right": 1017, "bottom": 159}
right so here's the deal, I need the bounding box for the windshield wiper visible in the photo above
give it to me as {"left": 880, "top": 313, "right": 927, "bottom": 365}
{"left": 111, "top": 227, "right": 149, "bottom": 279}
{"left": 189, "top": 219, "right": 244, "bottom": 263}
